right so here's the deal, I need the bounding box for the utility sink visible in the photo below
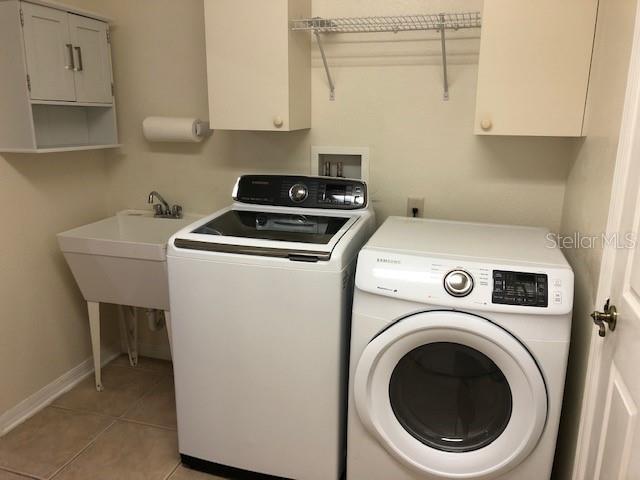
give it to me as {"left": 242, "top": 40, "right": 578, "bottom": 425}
{"left": 58, "top": 210, "right": 201, "bottom": 310}
{"left": 58, "top": 209, "right": 201, "bottom": 391}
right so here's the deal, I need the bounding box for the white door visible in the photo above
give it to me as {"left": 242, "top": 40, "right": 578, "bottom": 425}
{"left": 353, "top": 311, "right": 547, "bottom": 479}
{"left": 21, "top": 2, "right": 76, "bottom": 101}
{"left": 67, "top": 14, "right": 113, "bottom": 103}
{"left": 573, "top": 7, "right": 640, "bottom": 479}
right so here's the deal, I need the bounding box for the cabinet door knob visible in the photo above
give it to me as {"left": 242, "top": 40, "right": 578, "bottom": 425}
{"left": 273, "top": 116, "right": 284, "bottom": 128}
{"left": 480, "top": 118, "right": 493, "bottom": 131}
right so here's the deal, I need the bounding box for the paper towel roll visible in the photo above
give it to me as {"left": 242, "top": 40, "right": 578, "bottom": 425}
{"left": 142, "top": 116, "right": 208, "bottom": 143}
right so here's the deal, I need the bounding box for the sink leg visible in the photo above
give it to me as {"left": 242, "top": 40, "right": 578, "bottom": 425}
{"left": 118, "top": 305, "right": 127, "bottom": 361}
{"left": 164, "top": 310, "right": 173, "bottom": 359}
{"left": 120, "top": 306, "right": 139, "bottom": 367}
{"left": 87, "top": 301, "right": 103, "bottom": 392}
{"left": 130, "top": 307, "right": 138, "bottom": 366}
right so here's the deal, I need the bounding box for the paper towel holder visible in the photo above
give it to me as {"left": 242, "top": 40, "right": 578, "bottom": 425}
{"left": 142, "top": 116, "right": 214, "bottom": 143}
{"left": 195, "top": 121, "right": 214, "bottom": 138}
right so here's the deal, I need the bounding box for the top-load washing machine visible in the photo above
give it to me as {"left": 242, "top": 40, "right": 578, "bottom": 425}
{"left": 167, "top": 175, "right": 374, "bottom": 480}
{"left": 347, "top": 217, "right": 574, "bottom": 480}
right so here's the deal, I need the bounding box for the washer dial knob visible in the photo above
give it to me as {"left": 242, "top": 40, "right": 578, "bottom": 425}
{"left": 289, "top": 184, "right": 309, "bottom": 203}
{"left": 444, "top": 270, "right": 474, "bottom": 297}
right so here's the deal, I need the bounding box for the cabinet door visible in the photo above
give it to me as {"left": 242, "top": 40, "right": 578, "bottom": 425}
{"left": 474, "top": 0, "right": 598, "bottom": 136}
{"left": 67, "top": 14, "right": 113, "bottom": 104}
{"left": 21, "top": 2, "right": 76, "bottom": 101}
{"left": 205, "top": 0, "right": 292, "bottom": 131}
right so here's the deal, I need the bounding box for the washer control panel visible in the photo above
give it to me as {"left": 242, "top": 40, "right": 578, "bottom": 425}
{"left": 288, "top": 184, "right": 309, "bottom": 203}
{"left": 492, "top": 270, "right": 548, "bottom": 307}
{"left": 233, "top": 175, "right": 367, "bottom": 210}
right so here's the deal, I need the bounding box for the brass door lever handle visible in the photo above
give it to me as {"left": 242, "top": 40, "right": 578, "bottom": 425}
{"left": 591, "top": 299, "right": 618, "bottom": 337}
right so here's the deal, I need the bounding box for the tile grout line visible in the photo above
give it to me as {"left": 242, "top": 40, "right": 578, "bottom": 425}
{"left": 46, "top": 405, "right": 124, "bottom": 424}
{"left": 118, "top": 371, "right": 168, "bottom": 421}
{"left": 48, "top": 404, "right": 177, "bottom": 431}
{"left": 51, "top": 350, "right": 175, "bottom": 427}
{"left": 0, "top": 465, "right": 42, "bottom": 479}
{"left": 101, "top": 363, "right": 173, "bottom": 382}
{"left": 97, "top": 356, "right": 172, "bottom": 422}
{"left": 109, "top": 356, "right": 174, "bottom": 375}
{"left": 47, "top": 405, "right": 116, "bottom": 422}
{"left": 48, "top": 361, "right": 168, "bottom": 422}
{"left": 1, "top": 359, "right": 176, "bottom": 480}
{"left": 116, "top": 417, "right": 177, "bottom": 432}
{"left": 110, "top": 362, "right": 181, "bottom": 477}
{"left": 46, "top": 420, "right": 118, "bottom": 480}
{"left": 163, "top": 459, "right": 183, "bottom": 480}
{"left": 0, "top": 407, "right": 117, "bottom": 480}
{"left": 45, "top": 418, "right": 179, "bottom": 480}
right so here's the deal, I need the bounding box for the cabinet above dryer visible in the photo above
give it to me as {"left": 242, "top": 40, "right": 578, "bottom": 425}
{"left": 474, "top": 0, "right": 598, "bottom": 137}
{"left": 0, "top": 0, "right": 119, "bottom": 153}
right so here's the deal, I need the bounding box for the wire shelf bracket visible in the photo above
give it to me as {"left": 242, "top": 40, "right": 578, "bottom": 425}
{"left": 314, "top": 31, "right": 335, "bottom": 101}
{"left": 290, "top": 12, "right": 482, "bottom": 101}
{"left": 439, "top": 14, "right": 450, "bottom": 101}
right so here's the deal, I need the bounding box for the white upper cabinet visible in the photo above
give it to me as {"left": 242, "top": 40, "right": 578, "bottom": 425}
{"left": 204, "top": 0, "right": 311, "bottom": 131}
{"left": 20, "top": 2, "right": 113, "bottom": 105}
{"left": 0, "top": 0, "right": 118, "bottom": 152}
{"left": 474, "top": 0, "right": 598, "bottom": 136}
{"left": 21, "top": 2, "right": 76, "bottom": 101}
{"left": 68, "top": 14, "right": 113, "bottom": 103}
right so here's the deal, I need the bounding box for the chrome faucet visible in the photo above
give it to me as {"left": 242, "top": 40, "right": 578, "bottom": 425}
{"left": 148, "top": 191, "right": 183, "bottom": 218}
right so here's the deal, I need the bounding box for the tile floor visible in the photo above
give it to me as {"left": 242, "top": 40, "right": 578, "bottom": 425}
{"left": 0, "top": 356, "right": 222, "bottom": 480}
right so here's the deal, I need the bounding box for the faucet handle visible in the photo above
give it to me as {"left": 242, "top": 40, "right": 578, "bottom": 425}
{"left": 171, "top": 205, "right": 183, "bottom": 219}
{"left": 153, "top": 204, "right": 164, "bottom": 216}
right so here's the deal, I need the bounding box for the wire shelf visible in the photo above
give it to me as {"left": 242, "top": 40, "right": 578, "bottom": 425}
{"left": 290, "top": 12, "right": 482, "bottom": 34}
{"left": 291, "top": 12, "right": 482, "bottom": 101}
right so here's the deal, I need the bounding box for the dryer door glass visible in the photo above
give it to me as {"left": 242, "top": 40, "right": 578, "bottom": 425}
{"left": 389, "top": 342, "right": 512, "bottom": 452}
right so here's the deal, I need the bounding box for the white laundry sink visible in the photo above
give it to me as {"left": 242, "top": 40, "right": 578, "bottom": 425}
{"left": 58, "top": 209, "right": 201, "bottom": 310}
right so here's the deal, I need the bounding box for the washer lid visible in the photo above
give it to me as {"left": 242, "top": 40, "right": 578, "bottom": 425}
{"left": 191, "top": 209, "right": 350, "bottom": 244}
{"left": 171, "top": 205, "right": 363, "bottom": 262}
{"left": 354, "top": 310, "right": 547, "bottom": 479}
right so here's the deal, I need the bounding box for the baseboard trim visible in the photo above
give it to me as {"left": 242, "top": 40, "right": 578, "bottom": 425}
{"left": 0, "top": 346, "right": 121, "bottom": 436}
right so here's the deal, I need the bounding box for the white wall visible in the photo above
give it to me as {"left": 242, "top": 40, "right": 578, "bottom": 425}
{"left": 0, "top": 150, "right": 120, "bottom": 414}
{"left": 0, "top": 3, "right": 595, "bottom": 463}
{"left": 66, "top": 0, "right": 575, "bottom": 232}
{"left": 554, "top": 0, "right": 638, "bottom": 478}
{"left": 63, "top": 0, "right": 579, "bottom": 363}
{"left": 309, "top": 1, "right": 576, "bottom": 227}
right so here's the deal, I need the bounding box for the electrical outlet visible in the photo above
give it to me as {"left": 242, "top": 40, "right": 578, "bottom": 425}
{"left": 406, "top": 197, "right": 425, "bottom": 218}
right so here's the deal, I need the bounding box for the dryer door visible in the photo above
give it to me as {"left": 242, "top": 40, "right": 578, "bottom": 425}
{"left": 354, "top": 310, "right": 547, "bottom": 479}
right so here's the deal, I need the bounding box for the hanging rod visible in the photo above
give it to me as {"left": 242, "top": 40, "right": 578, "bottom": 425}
{"left": 290, "top": 12, "right": 482, "bottom": 101}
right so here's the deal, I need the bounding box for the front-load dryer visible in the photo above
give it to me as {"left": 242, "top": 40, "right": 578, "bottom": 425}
{"left": 347, "top": 217, "right": 573, "bottom": 480}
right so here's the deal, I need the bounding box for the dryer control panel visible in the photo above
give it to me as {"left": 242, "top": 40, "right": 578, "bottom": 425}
{"left": 355, "top": 248, "right": 574, "bottom": 316}
{"left": 233, "top": 175, "right": 367, "bottom": 210}
{"left": 492, "top": 270, "right": 548, "bottom": 307}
